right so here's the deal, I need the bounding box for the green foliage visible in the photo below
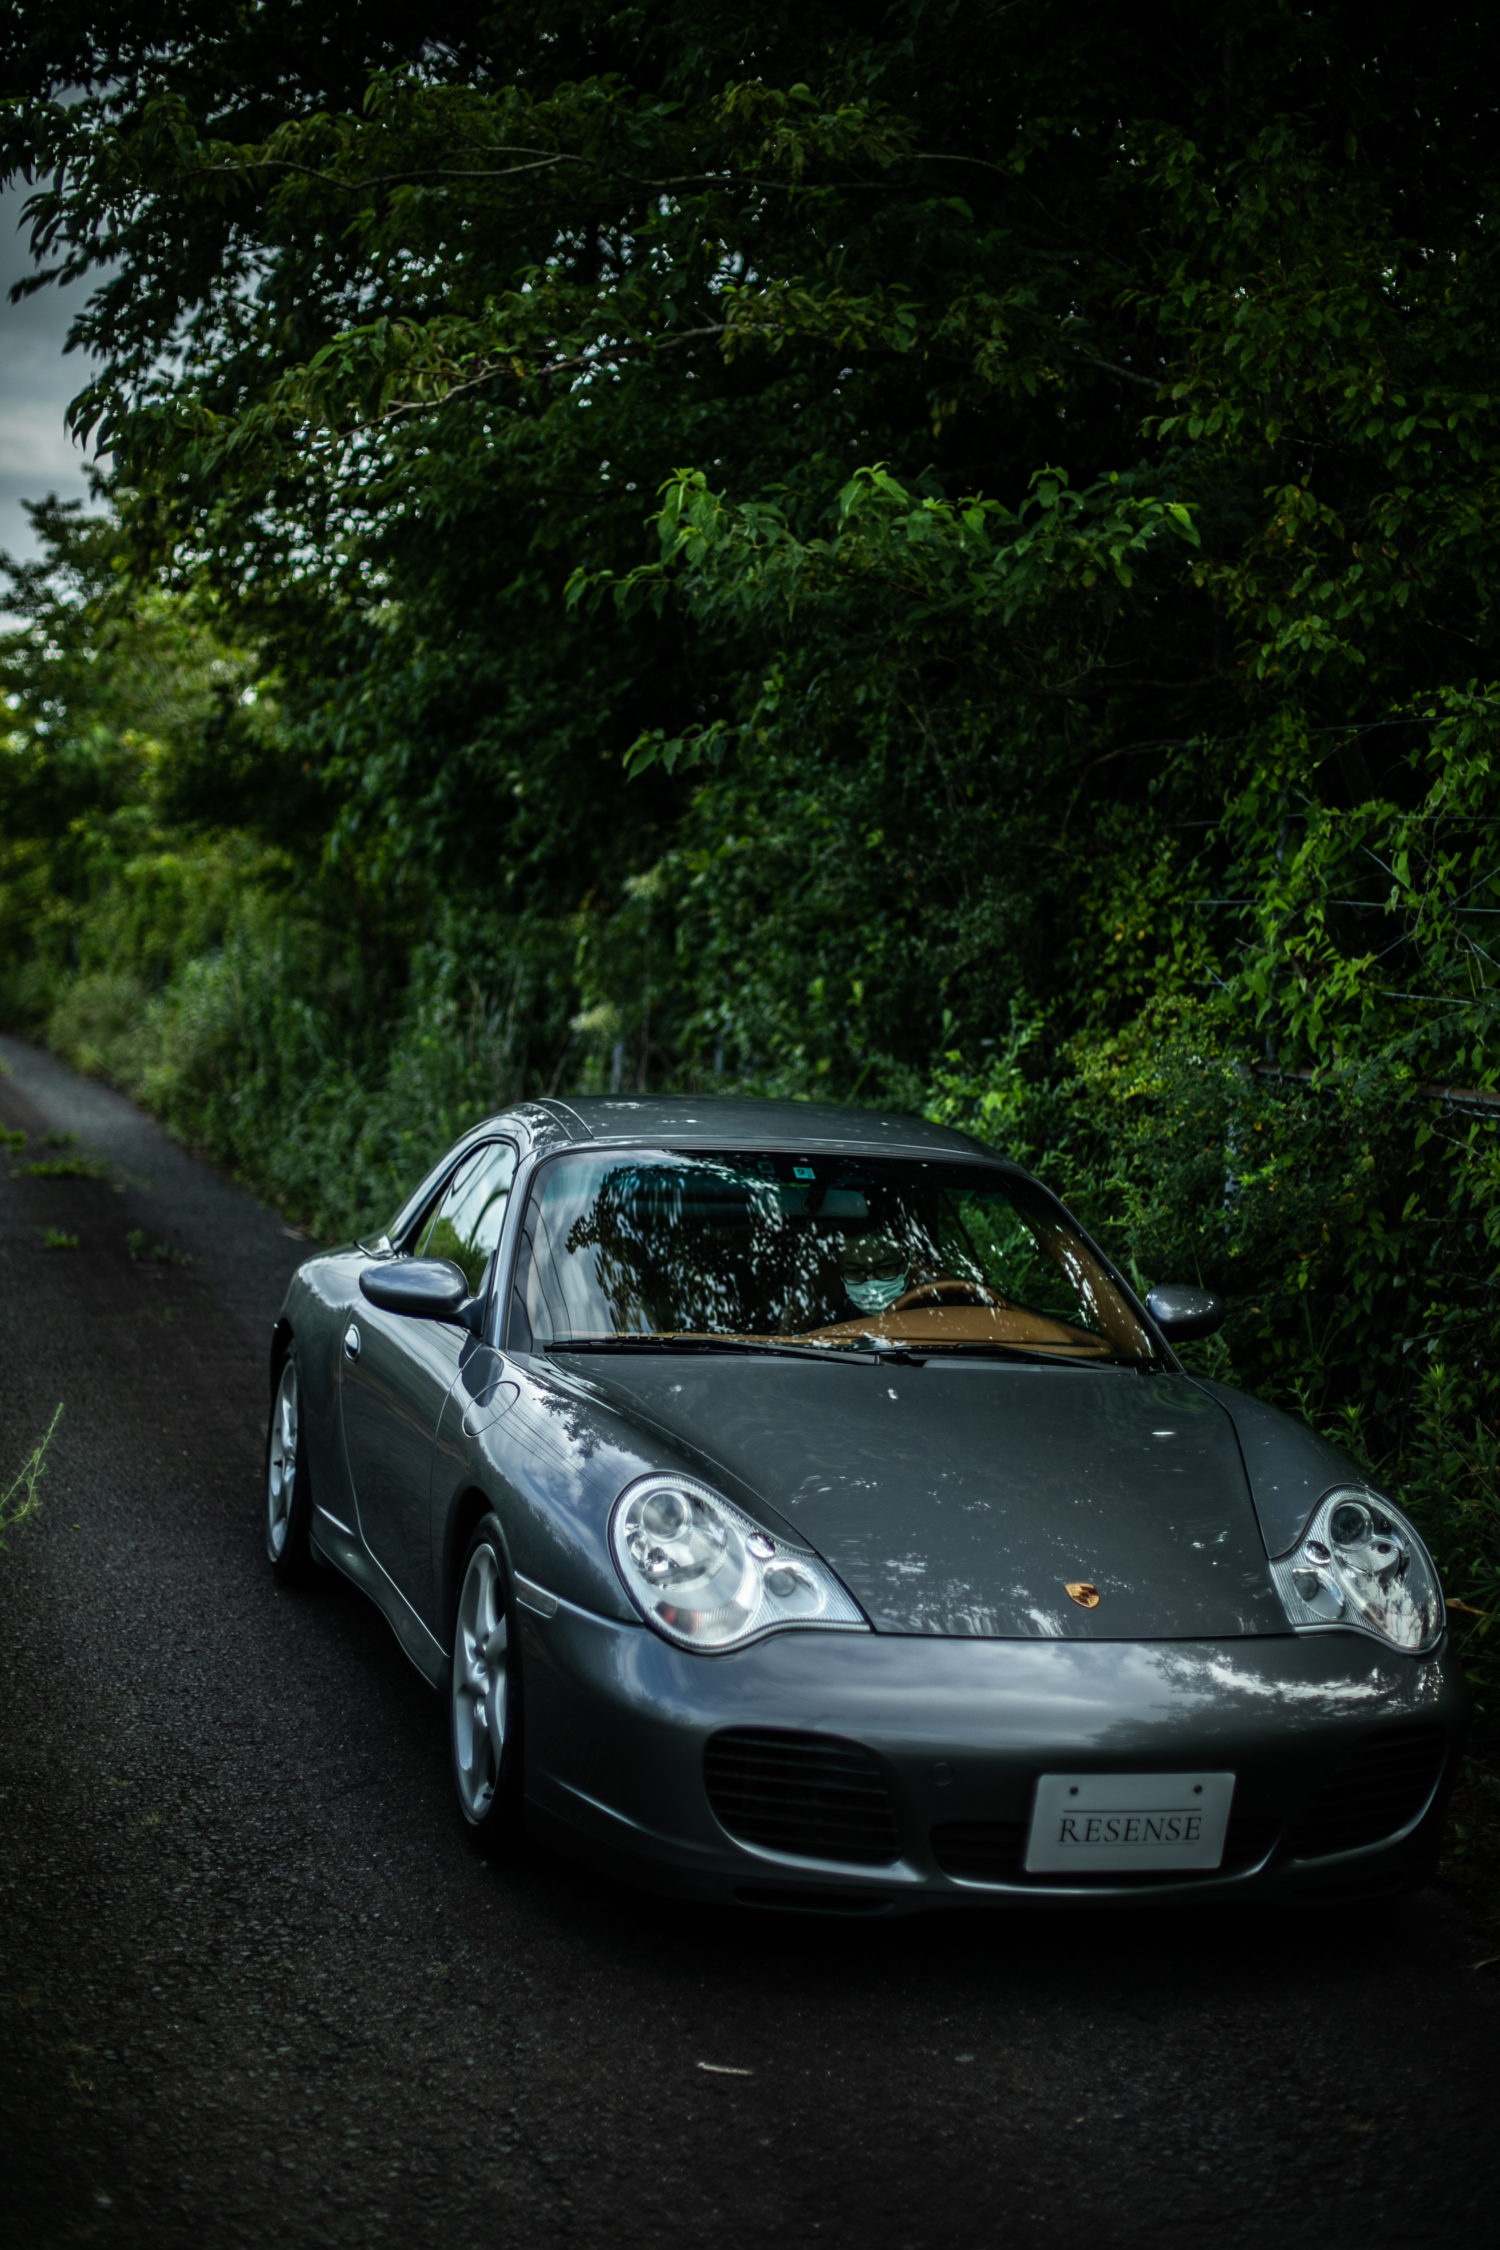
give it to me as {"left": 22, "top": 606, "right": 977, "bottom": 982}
{"left": 574, "top": 462, "right": 1200, "bottom": 779}
{"left": 110, "top": 895, "right": 576, "bottom": 1238}
{"left": 125, "top": 1230, "right": 193, "bottom": 1267}
{"left": 0, "top": 1405, "right": 62, "bottom": 1550}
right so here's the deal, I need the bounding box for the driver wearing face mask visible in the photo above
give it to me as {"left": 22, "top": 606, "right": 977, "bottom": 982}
{"left": 839, "top": 1232, "right": 912, "bottom": 1314}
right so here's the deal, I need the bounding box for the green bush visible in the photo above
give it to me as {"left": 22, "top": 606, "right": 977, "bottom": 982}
{"left": 46, "top": 969, "right": 151, "bottom": 1080}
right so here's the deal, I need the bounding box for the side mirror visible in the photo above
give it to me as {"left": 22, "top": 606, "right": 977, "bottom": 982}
{"left": 1145, "top": 1284, "right": 1227, "bottom": 1343}
{"left": 360, "top": 1259, "right": 484, "bottom": 1333}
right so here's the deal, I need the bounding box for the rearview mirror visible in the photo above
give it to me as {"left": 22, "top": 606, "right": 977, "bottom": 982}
{"left": 360, "top": 1258, "right": 484, "bottom": 1332}
{"left": 1145, "top": 1284, "right": 1226, "bottom": 1343}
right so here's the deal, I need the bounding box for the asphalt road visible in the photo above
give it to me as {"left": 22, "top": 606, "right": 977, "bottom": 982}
{"left": 2, "top": 1034, "right": 1498, "bottom": 2250}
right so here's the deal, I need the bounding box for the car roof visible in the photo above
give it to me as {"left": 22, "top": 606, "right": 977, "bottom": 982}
{"left": 531, "top": 1094, "right": 1001, "bottom": 1162}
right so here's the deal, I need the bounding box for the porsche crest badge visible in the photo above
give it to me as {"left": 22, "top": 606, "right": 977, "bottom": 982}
{"left": 1065, "top": 1581, "right": 1101, "bottom": 1608}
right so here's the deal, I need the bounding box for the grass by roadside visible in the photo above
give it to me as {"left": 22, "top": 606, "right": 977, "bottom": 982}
{"left": 0, "top": 1405, "right": 63, "bottom": 1551}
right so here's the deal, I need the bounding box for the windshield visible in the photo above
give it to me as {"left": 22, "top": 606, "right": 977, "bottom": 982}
{"left": 509, "top": 1148, "right": 1158, "bottom": 1365}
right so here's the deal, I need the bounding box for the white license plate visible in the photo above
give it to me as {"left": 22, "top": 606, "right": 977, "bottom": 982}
{"left": 1024, "top": 1772, "right": 1236, "bottom": 1874}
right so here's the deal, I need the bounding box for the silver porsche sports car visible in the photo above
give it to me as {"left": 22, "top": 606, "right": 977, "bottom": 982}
{"left": 265, "top": 1097, "right": 1464, "bottom": 1911}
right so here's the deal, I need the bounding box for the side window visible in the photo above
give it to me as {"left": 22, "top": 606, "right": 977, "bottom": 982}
{"left": 416, "top": 1142, "right": 517, "bottom": 1297}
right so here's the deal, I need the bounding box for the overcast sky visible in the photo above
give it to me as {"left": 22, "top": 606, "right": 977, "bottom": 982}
{"left": 0, "top": 173, "right": 106, "bottom": 597}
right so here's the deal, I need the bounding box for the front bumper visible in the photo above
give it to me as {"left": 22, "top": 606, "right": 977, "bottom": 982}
{"left": 518, "top": 1599, "right": 1467, "bottom": 1912}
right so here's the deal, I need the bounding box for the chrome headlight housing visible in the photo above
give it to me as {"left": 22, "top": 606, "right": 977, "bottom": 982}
{"left": 610, "top": 1473, "right": 867, "bottom": 1652}
{"left": 1271, "top": 1486, "right": 1444, "bottom": 1654}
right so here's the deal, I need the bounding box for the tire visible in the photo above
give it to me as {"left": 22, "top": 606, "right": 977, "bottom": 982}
{"left": 264, "top": 1345, "right": 322, "bottom": 1585}
{"left": 450, "top": 1513, "right": 524, "bottom": 1849}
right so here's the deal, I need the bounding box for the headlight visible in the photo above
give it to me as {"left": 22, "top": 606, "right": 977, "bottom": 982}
{"left": 1270, "top": 1486, "right": 1444, "bottom": 1654}
{"left": 610, "top": 1474, "right": 868, "bottom": 1652}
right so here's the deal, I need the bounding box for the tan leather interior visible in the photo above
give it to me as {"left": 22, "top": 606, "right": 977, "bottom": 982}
{"left": 802, "top": 1307, "right": 1113, "bottom": 1353}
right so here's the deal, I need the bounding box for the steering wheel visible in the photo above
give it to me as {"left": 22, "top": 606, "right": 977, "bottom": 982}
{"left": 889, "top": 1276, "right": 1011, "bottom": 1312}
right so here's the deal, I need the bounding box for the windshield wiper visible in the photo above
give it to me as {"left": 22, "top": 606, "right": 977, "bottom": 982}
{"left": 542, "top": 1336, "right": 910, "bottom": 1365}
{"left": 542, "top": 1335, "right": 1129, "bottom": 1370}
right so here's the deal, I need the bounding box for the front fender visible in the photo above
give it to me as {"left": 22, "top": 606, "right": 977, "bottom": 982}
{"left": 1190, "top": 1377, "right": 1364, "bottom": 1557}
{"left": 432, "top": 1353, "right": 745, "bottom": 1628}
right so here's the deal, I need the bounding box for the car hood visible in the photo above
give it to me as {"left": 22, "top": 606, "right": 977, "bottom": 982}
{"left": 571, "top": 1357, "right": 1288, "bottom": 1640}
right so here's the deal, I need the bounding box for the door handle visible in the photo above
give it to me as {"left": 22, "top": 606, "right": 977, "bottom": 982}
{"left": 343, "top": 1322, "right": 361, "bottom": 1362}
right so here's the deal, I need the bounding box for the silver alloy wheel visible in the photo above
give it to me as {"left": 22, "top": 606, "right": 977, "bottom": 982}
{"left": 266, "top": 1358, "right": 299, "bottom": 1560}
{"left": 453, "top": 1542, "right": 510, "bottom": 1822}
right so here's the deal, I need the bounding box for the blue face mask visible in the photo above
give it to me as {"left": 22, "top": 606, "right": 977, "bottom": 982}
{"left": 846, "top": 1271, "right": 909, "bottom": 1313}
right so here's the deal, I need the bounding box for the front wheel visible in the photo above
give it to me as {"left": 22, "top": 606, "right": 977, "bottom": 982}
{"left": 265, "top": 1347, "right": 322, "bottom": 1585}
{"left": 450, "top": 1515, "right": 524, "bottom": 1849}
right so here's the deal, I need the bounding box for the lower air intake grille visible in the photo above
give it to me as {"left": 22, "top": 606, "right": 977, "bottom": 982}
{"left": 930, "top": 1819, "right": 1028, "bottom": 1884}
{"left": 704, "top": 1729, "right": 901, "bottom": 1865}
{"left": 1288, "top": 1726, "right": 1447, "bottom": 1859}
